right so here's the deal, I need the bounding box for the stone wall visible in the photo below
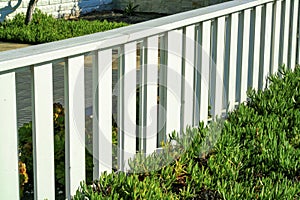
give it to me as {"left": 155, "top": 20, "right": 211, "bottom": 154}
{"left": 113, "top": 0, "right": 231, "bottom": 14}
{"left": 0, "top": 0, "right": 112, "bottom": 21}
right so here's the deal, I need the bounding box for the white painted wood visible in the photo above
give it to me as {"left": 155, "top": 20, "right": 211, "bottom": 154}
{"left": 0, "top": 0, "right": 281, "bottom": 72}
{"left": 210, "top": 21, "right": 217, "bottom": 118}
{"left": 146, "top": 36, "right": 159, "bottom": 154}
{"left": 0, "top": 73, "right": 19, "bottom": 200}
{"left": 65, "top": 55, "right": 86, "bottom": 198}
{"left": 290, "top": 0, "right": 299, "bottom": 69}
{"left": 252, "top": 5, "right": 262, "bottom": 90}
{"left": 272, "top": 0, "right": 282, "bottom": 73}
{"left": 123, "top": 42, "right": 137, "bottom": 171}
{"left": 193, "top": 26, "right": 201, "bottom": 126}
{"left": 138, "top": 43, "right": 146, "bottom": 152}
{"left": 158, "top": 35, "right": 168, "bottom": 144}
{"left": 0, "top": 0, "right": 299, "bottom": 195}
{"left": 213, "top": 17, "right": 225, "bottom": 116}
{"left": 93, "top": 49, "right": 113, "bottom": 180}
{"left": 92, "top": 52, "right": 99, "bottom": 180}
{"left": 261, "top": 3, "right": 273, "bottom": 87}
{"left": 228, "top": 13, "right": 239, "bottom": 111}
{"left": 166, "top": 29, "right": 183, "bottom": 134}
{"left": 183, "top": 25, "right": 196, "bottom": 128}
{"left": 117, "top": 48, "right": 125, "bottom": 171}
{"left": 113, "top": 46, "right": 124, "bottom": 171}
{"left": 200, "top": 21, "right": 211, "bottom": 125}
{"left": 282, "top": 0, "right": 291, "bottom": 67}
{"left": 32, "top": 63, "right": 55, "bottom": 200}
{"left": 240, "top": 9, "right": 251, "bottom": 103}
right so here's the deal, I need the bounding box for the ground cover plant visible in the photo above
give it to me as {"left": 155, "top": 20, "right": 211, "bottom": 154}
{"left": 18, "top": 103, "right": 119, "bottom": 199}
{"left": 18, "top": 104, "right": 94, "bottom": 198}
{"left": 73, "top": 66, "right": 300, "bottom": 199}
{"left": 0, "top": 10, "right": 128, "bottom": 44}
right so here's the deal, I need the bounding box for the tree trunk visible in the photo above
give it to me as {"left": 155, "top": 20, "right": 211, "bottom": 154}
{"left": 25, "top": 0, "right": 39, "bottom": 25}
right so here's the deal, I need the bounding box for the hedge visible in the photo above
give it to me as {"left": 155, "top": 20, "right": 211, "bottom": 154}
{"left": 0, "top": 10, "right": 128, "bottom": 44}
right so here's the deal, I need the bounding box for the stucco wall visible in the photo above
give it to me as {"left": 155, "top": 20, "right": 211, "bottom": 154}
{"left": 0, "top": 0, "right": 112, "bottom": 21}
{"left": 113, "top": 0, "right": 231, "bottom": 14}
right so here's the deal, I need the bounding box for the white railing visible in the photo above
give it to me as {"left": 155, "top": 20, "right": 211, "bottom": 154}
{"left": 0, "top": 0, "right": 299, "bottom": 199}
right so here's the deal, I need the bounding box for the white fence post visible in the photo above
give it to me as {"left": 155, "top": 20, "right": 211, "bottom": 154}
{"left": 166, "top": 29, "right": 183, "bottom": 135}
{"left": 158, "top": 35, "right": 168, "bottom": 144}
{"left": 290, "top": 0, "right": 299, "bottom": 69}
{"left": 282, "top": 0, "right": 291, "bottom": 66}
{"left": 252, "top": 5, "right": 262, "bottom": 90}
{"left": 183, "top": 25, "right": 196, "bottom": 128}
{"left": 194, "top": 26, "right": 201, "bottom": 126}
{"left": 261, "top": 3, "right": 273, "bottom": 88}
{"left": 213, "top": 17, "right": 226, "bottom": 117}
{"left": 123, "top": 42, "right": 137, "bottom": 171}
{"left": 93, "top": 49, "right": 113, "bottom": 180}
{"left": 65, "top": 55, "right": 86, "bottom": 198}
{"left": 200, "top": 21, "right": 211, "bottom": 125}
{"left": 240, "top": 9, "right": 251, "bottom": 103}
{"left": 31, "top": 63, "right": 55, "bottom": 200}
{"left": 228, "top": 13, "right": 239, "bottom": 111}
{"left": 145, "top": 36, "right": 159, "bottom": 154}
{"left": 0, "top": 73, "right": 19, "bottom": 200}
{"left": 272, "top": 0, "right": 283, "bottom": 74}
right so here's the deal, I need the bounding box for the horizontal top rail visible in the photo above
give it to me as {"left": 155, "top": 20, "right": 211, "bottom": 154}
{"left": 0, "top": 0, "right": 272, "bottom": 73}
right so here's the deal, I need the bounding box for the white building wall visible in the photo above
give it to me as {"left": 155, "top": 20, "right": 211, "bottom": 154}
{"left": 0, "top": 0, "right": 112, "bottom": 21}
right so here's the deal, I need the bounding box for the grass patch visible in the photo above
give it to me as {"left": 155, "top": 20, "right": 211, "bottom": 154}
{"left": 0, "top": 10, "right": 128, "bottom": 44}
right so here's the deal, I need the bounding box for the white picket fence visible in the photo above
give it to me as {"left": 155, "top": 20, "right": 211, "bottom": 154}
{"left": 0, "top": 0, "right": 299, "bottom": 199}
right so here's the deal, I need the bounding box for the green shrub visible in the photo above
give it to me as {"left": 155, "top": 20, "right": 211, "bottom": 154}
{"left": 18, "top": 102, "right": 119, "bottom": 194}
{"left": 18, "top": 103, "right": 94, "bottom": 191}
{"left": 74, "top": 66, "right": 300, "bottom": 199}
{"left": 0, "top": 10, "right": 128, "bottom": 44}
{"left": 124, "top": 1, "right": 139, "bottom": 16}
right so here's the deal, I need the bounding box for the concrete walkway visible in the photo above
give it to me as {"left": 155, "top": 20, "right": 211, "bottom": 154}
{"left": 0, "top": 42, "right": 30, "bottom": 52}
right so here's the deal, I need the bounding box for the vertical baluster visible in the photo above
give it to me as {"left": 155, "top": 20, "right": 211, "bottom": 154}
{"left": 138, "top": 42, "right": 145, "bottom": 153}
{"left": 272, "top": 0, "right": 283, "bottom": 73}
{"left": 93, "top": 49, "right": 113, "bottom": 180}
{"left": 158, "top": 35, "right": 168, "bottom": 144}
{"left": 212, "top": 17, "right": 226, "bottom": 117}
{"left": 123, "top": 42, "right": 137, "bottom": 171}
{"left": 0, "top": 73, "right": 19, "bottom": 200}
{"left": 252, "top": 6, "right": 262, "bottom": 90}
{"left": 262, "top": 3, "right": 273, "bottom": 87}
{"left": 117, "top": 48, "right": 124, "bottom": 171}
{"left": 210, "top": 20, "right": 217, "bottom": 118}
{"left": 183, "top": 25, "right": 195, "bottom": 128}
{"left": 282, "top": 0, "right": 291, "bottom": 66}
{"left": 228, "top": 13, "right": 239, "bottom": 111}
{"left": 145, "top": 36, "right": 159, "bottom": 154}
{"left": 65, "top": 55, "right": 86, "bottom": 198}
{"left": 200, "top": 21, "right": 211, "bottom": 125}
{"left": 32, "top": 63, "right": 55, "bottom": 199}
{"left": 290, "top": 0, "right": 299, "bottom": 69}
{"left": 194, "top": 25, "right": 201, "bottom": 126}
{"left": 240, "top": 9, "right": 251, "bottom": 103}
{"left": 166, "top": 29, "right": 183, "bottom": 134}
